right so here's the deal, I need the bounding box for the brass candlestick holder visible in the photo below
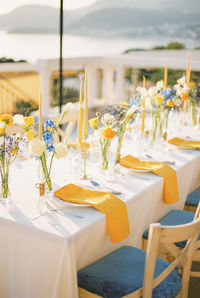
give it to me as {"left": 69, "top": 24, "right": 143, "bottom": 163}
{"left": 80, "top": 137, "right": 90, "bottom": 180}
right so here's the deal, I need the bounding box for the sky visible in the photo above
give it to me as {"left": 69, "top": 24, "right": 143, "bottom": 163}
{"left": 0, "top": 0, "right": 98, "bottom": 14}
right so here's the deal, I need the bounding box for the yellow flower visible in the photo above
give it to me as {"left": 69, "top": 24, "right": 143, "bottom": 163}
{"left": 89, "top": 118, "right": 98, "bottom": 129}
{"left": 120, "top": 102, "right": 130, "bottom": 109}
{"left": 0, "top": 114, "right": 13, "bottom": 126}
{"left": 167, "top": 99, "right": 174, "bottom": 108}
{"left": 24, "top": 116, "right": 34, "bottom": 127}
{"left": 0, "top": 127, "right": 5, "bottom": 135}
{"left": 181, "top": 92, "right": 188, "bottom": 102}
{"left": 12, "top": 149, "right": 17, "bottom": 155}
{"left": 190, "top": 81, "right": 196, "bottom": 88}
{"left": 102, "top": 127, "right": 115, "bottom": 139}
{"left": 155, "top": 95, "right": 164, "bottom": 106}
{"left": 25, "top": 130, "right": 36, "bottom": 141}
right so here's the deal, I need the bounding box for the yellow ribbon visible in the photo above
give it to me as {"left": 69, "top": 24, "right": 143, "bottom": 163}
{"left": 120, "top": 155, "right": 179, "bottom": 205}
{"left": 168, "top": 137, "right": 200, "bottom": 149}
{"left": 54, "top": 184, "right": 130, "bottom": 243}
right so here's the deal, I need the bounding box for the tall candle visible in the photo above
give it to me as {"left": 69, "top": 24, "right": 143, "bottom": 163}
{"left": 38, "top": 91, "right": 43, "bottom": 140}
{"left": 186, "top": 53, "right": 190, "bottom": 87}
{"left": 164, "top": 63, "right": 168, "bottom": 89}
{"left": 78, "top": 77, "right": 83, "bottom": 147}
{"left": 141, "top": 76, "right": 146, "bottom": 134}
{"left": 184, "top": 54, "right": 190, "bottom": 114}
{"left": 83, "top": 70, "right": 88, "bottom": 138}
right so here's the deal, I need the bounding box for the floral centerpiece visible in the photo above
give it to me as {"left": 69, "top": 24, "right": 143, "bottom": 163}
{"left": 16, "top": 103, "right": 73, "bottom": 192}
{"left": 137, "top": 80, "right": 176, "bottom": 144}
{"left": 89, "top": 112, "right": 116, "bottom": 171}
{"left": 89, "top": 103, "right": 138, "bottom": 169}
{"left": 173, "top": 77, "right": 198, "bottom": 125}
{"left": 0, "top": 114, "right": 27, "bottom": 202}
{"left": 188, "top": 81, "right": 198, "bottom": 126}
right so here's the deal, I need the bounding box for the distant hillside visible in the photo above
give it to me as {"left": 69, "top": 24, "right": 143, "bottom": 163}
{"left": 0, "top": 3, "right": 199, "bottom": 40}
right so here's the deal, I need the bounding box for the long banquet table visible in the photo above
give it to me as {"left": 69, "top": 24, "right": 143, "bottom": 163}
{"left": 0, "top": 144, "right": 200, "bottom": 298}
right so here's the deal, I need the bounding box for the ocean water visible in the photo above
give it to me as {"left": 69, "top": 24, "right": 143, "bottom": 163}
{"left": 0, "top": 31, "right": 197, "bottom": 63}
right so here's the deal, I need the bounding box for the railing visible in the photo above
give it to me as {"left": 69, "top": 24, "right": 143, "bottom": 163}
{"left": 0, "top": 74, "right": 37, "bottom": 114}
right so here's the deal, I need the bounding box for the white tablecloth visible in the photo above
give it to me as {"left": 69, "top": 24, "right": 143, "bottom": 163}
{"left": 0, "top": 146, "right": 200, "bottom": 298}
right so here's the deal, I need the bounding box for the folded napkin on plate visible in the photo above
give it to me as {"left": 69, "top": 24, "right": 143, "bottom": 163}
{"left": 168, "top": 137, "right": 200, "bottom": 148}
{"left": 120, "top": 155, "right": 179, "bottom": 205}
{"left": 54, "top": 184, "right": 130, "bottom": 243}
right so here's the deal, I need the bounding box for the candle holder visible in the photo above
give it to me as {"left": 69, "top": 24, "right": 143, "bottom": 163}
{"left": 80, "top": 138, "right": 91, "bottom": 180}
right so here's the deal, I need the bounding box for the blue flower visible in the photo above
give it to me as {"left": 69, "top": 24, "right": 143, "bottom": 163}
{"left": 45, "top": 119, "right": 57, "bottom": 132}
{"left": 43, "top": 132, "right": 53, "bottom": 145}
{"left": 47, "top": 144, "right": 55, "bottom": 152}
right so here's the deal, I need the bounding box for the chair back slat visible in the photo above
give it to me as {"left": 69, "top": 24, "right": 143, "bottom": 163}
{"left": 142, "top": 201, "right": 200, "bottom": 298}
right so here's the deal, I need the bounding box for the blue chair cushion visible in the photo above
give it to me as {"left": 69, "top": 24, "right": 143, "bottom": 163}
{"left": 186, "top": 187, "right": 200, "bottom": 206}
{"left": 78, "top": 246, "right": 181, "bottom": 298}
{"left": 142, "top": 210, "right": 197, "bottom": 248}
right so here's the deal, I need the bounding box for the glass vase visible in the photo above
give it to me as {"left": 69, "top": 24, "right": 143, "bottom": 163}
{"left": 101, "top": 150, "right": 109, "bottom": 171}
{"left": 191, "top": 104, "right": 197, "bottom": 126}
{"left": 151, "top": 108, "right": 161, "bottom": 145}
{"left": 40, "top": 153, "right": 53, "bottom": 192}
{"left": 0, "top": 170, "right": 11, "bottom": 204}
{"left": 116, "top": 130, "right": 125, "bottom": 162}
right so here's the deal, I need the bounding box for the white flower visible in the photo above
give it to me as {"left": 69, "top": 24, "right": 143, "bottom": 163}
{"left": 54, "top": 143, "right": 67, "bottom": 159}
{"left": 126, "top": 106, "right": 138, "bottom": 118}
{"left": 173, "top": 84, "right": 179, "bottom": 91}
{"left": 147, "top": 87, "right": 157, "bottom": 98}
{"left": 174, "top": 98, "right": 182, "bottom": 107}
{"left": 156, "top": 80, "right": 164, "bottom": 91}
{"left": 101, "top": 113, "right": 116, "bottom": 127}
{"left": 177, "top": 77, "right": 186, "bottom": 85}
{"left": 57, "top": 102, "right": 75, "bottom": 126}
{"left": 136, "top": 87, "right": 147, "bottom": 98}
{"left": 0, "top": 136, "right": 4, "bottom": 146}
{"left": 13, "top": 114, "right": 25, "bottom": 126}
{"left": 29, "top": 138, "right": 46, "bottom": 157}
{"left": 96, "top": 127, "right": 104, "bottom": 139}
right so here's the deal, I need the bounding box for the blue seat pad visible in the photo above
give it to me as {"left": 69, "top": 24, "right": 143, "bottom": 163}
{"left": 142, "top": 210, "right": 198, "bottom": 248}
{"left": 78, "top": 246, "right": 181, "bottom": 298}
{"left": 186, "top": 187, "right": 200, "bottom": 206}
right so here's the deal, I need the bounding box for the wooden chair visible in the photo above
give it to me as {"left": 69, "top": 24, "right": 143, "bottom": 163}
{"left": 78, "top": 205, "right": 200, "bottom": 298}
{"left": 51, "top": 109, "right": 79, "bottom": 144}
{"left": 184, "top": 187, "right": 200, "bottom": 213}
{"left": 142, "top": 203, "right": 200, "bottom": 279}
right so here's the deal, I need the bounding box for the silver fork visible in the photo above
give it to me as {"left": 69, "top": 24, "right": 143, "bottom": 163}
{"left": 49, "top": 207, "right": 83, "bottom": 219}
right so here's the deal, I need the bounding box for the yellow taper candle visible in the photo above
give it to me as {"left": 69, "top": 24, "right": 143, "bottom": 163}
{"left": 184, "top": 54, "right": 190, "bottom": 115}
{"left": 186, "top": 53, "right": 190, "bottom": 87}
{"left": 83, "top": 69, "right": 88, "bottom": 179}
{"left": 141, "top": 76, "right": 146, "bottom": 134}
{"left": 78, "top": 77, "right": 83, "bottom": 148}
{"left": 83, "top": 70, "right": 88, "bottom": 138}
{"left": 164, "top": 63, "right": 168, "bottom": 89}
{"left": 38, "top": 91, "right": 43, "bottom": 140}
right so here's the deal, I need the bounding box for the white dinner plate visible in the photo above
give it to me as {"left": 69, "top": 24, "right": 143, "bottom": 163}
{"left": 50, "top": 195, "right": 91, "bottom": 208}
{"left": 130, "top": 169, "right": 151, "bottom": 173}
{"left": 175, "top": 146, "right": 197, "bottom": 150}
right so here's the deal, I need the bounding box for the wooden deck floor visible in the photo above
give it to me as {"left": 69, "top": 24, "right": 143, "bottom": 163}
{"left": 189, "top": 262, "right": 200, "bottom": 298}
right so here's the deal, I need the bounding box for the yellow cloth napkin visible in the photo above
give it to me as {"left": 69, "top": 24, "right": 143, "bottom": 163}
{"left": 120, "top": 155, "right": 179, "bottom": 205}
{"left": 54, "top": 184, "right": 130, "bottom": 243}
{"left": 168, "top": 137, "right": 200, "bottom": 149}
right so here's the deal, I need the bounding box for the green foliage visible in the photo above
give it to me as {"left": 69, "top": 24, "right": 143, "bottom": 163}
{"left": 15, "top": 100, "right": 36, "bottom": 116}
{"left": 165, "top": 42, "right": 185, "bottom": 50}
{"left": 125, "top": 68, "right": 200, "bottom": 86}
{"left": 124, "top": 42, "right": 186, "bottom": 54}
{"left": 0, "top": 57, "right": 27, "bottom": 63}
{"left": 52, "top": 81, "right": 79, "bottom": 107}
